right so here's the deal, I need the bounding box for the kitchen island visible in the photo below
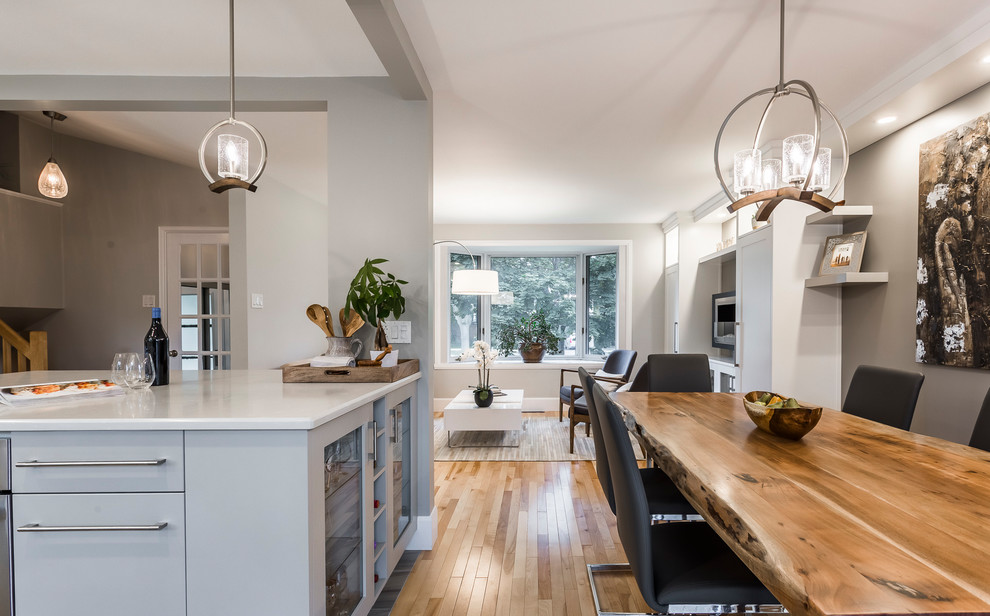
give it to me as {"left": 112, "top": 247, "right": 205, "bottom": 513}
{"left": 0, "top": 369, "right": 422, "bottom": 616}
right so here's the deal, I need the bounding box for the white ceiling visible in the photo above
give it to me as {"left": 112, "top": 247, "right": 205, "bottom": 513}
{"left": 396, "top": 0, "right": 990, "bottom": 223}
{"left": 5, "top": 1, "right": 990, "bottom": 223}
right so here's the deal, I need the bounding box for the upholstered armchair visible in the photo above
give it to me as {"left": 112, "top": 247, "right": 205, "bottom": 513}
{"left": 559, "top": 350, "right": 637, "bottom": 453}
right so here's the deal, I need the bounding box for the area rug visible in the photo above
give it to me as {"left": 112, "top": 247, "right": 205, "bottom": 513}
{"left": 433, "top": 416, "right": 642, "bottom": 462}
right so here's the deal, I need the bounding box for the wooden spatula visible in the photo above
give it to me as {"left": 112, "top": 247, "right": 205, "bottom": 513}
{"left": 339, "top": 308, "right": 365, "bottom": 338}
{"left": 306, "top": 304, "right": 333, "bottom": 337}
{"left": 321, "top": 306, "right": 335, "bottom": 337}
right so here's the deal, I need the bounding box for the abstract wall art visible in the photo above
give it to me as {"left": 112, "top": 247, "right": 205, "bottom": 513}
{"left": 916, "top": 111, "right": 990, "bottom": 369}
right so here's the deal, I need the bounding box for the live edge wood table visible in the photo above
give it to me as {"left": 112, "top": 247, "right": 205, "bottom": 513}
{"left": 612, "top": 391, "right": 990, "bottom": 616}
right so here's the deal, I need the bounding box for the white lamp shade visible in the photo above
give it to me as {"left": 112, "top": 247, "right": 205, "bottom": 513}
{"left": 452, "top": 269, "right": 499, "bottom": 295}
{"left": 783, "top": 134, "right": 815, "bottom": 185}
{"left": 38, "top": 159, "right": 68, "bottom": 199}
{"left": 218, "top": 134, "right": 249, "bottom": 180}
{"left": 761, "top": 158, "right": 782, "bottom": 192}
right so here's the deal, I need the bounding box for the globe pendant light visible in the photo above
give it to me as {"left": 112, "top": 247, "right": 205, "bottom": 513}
{"left": 198, "top": 0, "right": 267, "bottom": 193}
{"left": 38, "top": 111, "right": 68, "bottom": 199}
{"left": 713, "top": 0, "right": 849, "bottom": 222}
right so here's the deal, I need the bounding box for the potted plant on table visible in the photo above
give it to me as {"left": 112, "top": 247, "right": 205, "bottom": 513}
{"left": 344, "top": 258, "right": 407, "bottom": 367}
{"left": 458, "top": 340, "right": 500, "bottom": 407}
{"left": 494, "top": 308, "right": 561, "bottom": 363}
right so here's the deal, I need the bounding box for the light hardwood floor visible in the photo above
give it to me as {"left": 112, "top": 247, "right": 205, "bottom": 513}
{"left": 391, "top": 459, "right": 652, "bottom": 615}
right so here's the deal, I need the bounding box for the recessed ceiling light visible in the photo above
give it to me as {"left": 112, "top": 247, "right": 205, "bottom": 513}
{"left": 981, "top": 55, "right": 990, "bottom": 64}
{"left": 876, "top": 116, "right": 897, "bottom": 125}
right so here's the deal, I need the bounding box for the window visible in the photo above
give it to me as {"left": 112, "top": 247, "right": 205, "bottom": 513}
{"left": 444, "top": 246, "right": 623, "bottom": 362}
{"left": 665, "top": 227, "right": 679, "bottom": 267}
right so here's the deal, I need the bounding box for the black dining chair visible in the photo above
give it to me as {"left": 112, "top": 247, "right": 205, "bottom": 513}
{"left": 594, "top": 391, "right": 780, "bottom": 615}
{"left": 628, "top": 354, "right": 712, "bottom": 393}
{"left": 583, "top": 372, "right": 697, "bottom": 519}
{"left": 559, "top": 349, "right": 638, "bottom": 421}
{"left": 842, "top": 365, "right": 924, "bottom": 431}
{"left": 969, "top": 387, "right": 990, "bottom": 452}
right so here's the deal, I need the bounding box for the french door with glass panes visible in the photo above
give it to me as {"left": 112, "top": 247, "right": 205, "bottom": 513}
{"left": 162, "top": 229, "right": 231, "bottom": 371}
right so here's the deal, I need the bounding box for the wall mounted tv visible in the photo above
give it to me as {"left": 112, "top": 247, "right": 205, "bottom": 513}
{"left": 712, "top": 291, "right": 736, "bottom": 350}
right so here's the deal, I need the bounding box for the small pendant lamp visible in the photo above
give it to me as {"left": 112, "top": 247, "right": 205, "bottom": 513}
{"left": 38, "top": 111, "right": 69, "bottom": 199}
{"left": 198, "top": 0, "right": 267, "bottom": 193}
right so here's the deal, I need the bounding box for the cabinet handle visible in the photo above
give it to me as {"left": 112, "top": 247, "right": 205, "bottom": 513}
{"left": 371, "top": 420, "right": 379, "bottom": 463}
{"left": 17, "top": 522, "right": 168, "bottom": 532}
{"left": 734, "top": 322, "right": 742, "bottom": 368}
{"left": 15, "top": 459, "right": 166, "bottom": 467}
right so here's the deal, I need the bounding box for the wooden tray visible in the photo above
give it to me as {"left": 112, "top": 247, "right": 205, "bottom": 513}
{"left": 281, "top": 358, "right": 419, "bottom": 383}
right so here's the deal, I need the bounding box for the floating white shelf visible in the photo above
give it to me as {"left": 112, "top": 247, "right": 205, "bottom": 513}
{"left": 804, "top": 272, "right": 888, "bottom": 288}
{"left": 698, "top": 244, "right": 737, "bottom": 265}
{"left": 806, "top": 205, "right": 873, "bottom": 225}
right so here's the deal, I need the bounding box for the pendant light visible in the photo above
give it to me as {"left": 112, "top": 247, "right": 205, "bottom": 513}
{"left": 198, "top": 0, "right": 267, "bottom": 193}
{"left": 434, "top": 241, "right": 500, "bottom": 295}
{"left": 713, "top": 0, "right": 849, "bottom": 221}
{"left": 38, "top": 111, "right": 68, "bottom": 199}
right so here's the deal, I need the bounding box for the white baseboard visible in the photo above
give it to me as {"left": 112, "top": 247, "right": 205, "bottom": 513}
{"left": 432, "top": 396, "right": 558, "bottom": 413}
{"left": 406, "top": 507, "right": 438, "bottom": 550}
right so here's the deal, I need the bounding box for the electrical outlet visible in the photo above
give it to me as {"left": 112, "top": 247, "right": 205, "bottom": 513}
{"left": 142, "top": 295, "right": 156, "bottom": 308}
{"left": 251, "top": 293, "right": 264, "bottom": 309}
{"left": 385, "top": 321, "right": 411, "bottom": 344}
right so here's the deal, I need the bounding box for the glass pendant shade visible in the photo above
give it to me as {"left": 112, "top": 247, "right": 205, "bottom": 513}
{"left": 218, "top": 134, "right": 249, "bottom": 180}
{"left": 38, "top": 159, "right": 68, "bottom": 199}
{"left": 809, "top": 147, "right": 831, "bottom": 192}
{"left": 783, "top": 134, "right": 815, "bottom": 185}
{"left": 451, "top": 269, "right": 499, "bottom": 295}
{"left": 762, "top": 158, "right": 782, "bottom": 192}
{"left": 733, "top": 149, "right": 762, "bottom": 196}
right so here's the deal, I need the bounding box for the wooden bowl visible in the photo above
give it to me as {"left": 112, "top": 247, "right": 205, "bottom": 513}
{"left": 743, "top": 391, "right": 822, "bottom": 440}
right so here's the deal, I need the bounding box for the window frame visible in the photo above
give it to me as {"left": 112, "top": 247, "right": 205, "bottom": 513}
{"left": 435, "top": 241, "right": 631, "bottom": 366}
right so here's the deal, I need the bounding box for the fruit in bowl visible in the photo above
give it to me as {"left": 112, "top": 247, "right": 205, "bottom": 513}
{"left": 743, "top": 391, "right": 822, "bottom": 440}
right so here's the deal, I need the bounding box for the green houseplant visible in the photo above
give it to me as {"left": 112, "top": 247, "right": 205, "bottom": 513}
{"left": 344, "top": 258, "right": 408, "bottom": 352}
{"left": 494, "top": 308, "right": 561, "bottom": 363}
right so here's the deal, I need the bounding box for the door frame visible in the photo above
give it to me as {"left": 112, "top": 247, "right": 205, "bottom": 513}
{"left": 157, "top": 226, "right": 231, "bottom": 369}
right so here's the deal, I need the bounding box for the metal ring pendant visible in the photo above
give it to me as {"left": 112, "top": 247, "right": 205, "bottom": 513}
{"left": 713, "top": 79, "right": 848, "bottom": 204}
{"left": 197, "top": 117, "right": 268, "bottom": 187}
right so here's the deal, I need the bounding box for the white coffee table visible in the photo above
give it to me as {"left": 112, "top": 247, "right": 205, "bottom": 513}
{"left": 443, "top": 389, "right": 525, "bottom": 447}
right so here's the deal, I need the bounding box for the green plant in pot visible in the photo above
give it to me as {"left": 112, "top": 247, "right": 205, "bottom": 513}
{"left": 494, "top": 308, "right": 561, "bottom": 363}
{"left": 344, "top": 258, "right": 407, "bottom": 362}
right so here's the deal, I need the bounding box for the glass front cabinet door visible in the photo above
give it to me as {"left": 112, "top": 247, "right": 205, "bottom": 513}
{"left": 391, "top": 397, "right": 412, "bottom": 547}
{"left": 325, "top": 427, "right": 364, "bottom": 616}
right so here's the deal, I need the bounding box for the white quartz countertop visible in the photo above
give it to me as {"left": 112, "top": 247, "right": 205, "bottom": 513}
{"left": 0, "top": 370, "right": 421, "bottom": 431}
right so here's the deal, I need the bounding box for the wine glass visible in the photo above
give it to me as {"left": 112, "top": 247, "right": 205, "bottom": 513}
{"left": 125, "top": 353, "right": 155, "bottom": 390}
{"left": 111, "top": 352, "right": 137, "bottom": 387}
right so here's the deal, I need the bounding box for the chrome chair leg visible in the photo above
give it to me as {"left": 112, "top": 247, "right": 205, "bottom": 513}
{"left": 587, "top": 564, "right": 788, "bottom": 616}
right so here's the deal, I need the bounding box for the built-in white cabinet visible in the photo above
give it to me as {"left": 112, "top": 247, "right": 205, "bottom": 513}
{"left": 4, "top": 381, "right": 419, "bottom": 616}
{"left": 13, "top": 493, "right": 186, "bottom": 616}
{"left": 664, "top": 265, "right": 679, "bottom": 353}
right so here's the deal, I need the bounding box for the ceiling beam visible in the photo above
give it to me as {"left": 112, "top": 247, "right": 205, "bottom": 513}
{"left": 346, "top": 0, "right": 431, "bottom": 101}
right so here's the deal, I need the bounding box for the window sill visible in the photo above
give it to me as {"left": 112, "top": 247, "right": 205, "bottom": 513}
{"left": 434, "top": 360, "right": 605, "bottom": 371}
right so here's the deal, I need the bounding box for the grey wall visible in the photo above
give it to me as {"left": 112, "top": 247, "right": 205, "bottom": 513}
{"left": 843, "top": 80, "right": 990, "bottom": 443}
{"left": 0, "top": 190, "right": 63, "bottom": 310}
{"left": 17, "top": 117, "right": 227, "bottom": 369}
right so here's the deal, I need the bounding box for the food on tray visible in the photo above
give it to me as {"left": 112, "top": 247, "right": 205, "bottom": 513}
{"left": 8, "top": 380, "right": 119, "bottom": 398}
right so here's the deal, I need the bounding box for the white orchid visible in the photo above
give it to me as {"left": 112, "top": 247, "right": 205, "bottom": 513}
{"left": 456, "top": 339, "right": 500, "bottom": 390}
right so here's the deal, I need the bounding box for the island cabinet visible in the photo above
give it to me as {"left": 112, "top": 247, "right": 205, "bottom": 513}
{"left": 0, "top": 373, "right": 420, "bottom": 616}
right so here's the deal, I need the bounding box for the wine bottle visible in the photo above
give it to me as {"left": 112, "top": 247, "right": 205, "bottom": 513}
{"left": 144, "top": 307, "right": 170, "bottom": 386}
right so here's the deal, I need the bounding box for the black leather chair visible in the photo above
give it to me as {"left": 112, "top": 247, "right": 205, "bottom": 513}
{"left": 594, "top": 391, "right": 779, "bottom": 614}
{"left": 842, "top": 365, "right": 924, "bottom": 431}
{"left": 628, "top": 354, "right": 712, "bottom": 393}
{"left": 559, "top": 350, "right": 637, "bottom": 421}
{"left": 969, "top": 387, "right": 990, "bottom": 452}
{"left": 584, "top": 372, "right": 696, "bottom": 519}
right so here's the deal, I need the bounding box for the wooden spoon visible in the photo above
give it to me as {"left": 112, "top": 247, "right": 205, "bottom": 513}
{"left": 339, "top": 308, "right": 365, "bottom": 338}
{"left": 306, "top": 304, "right": 333, "bottom": 337}
{"left": 321, "top": 306, "right": 336, "bottom": 337}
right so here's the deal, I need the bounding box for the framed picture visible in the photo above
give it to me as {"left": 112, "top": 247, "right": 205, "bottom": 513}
{"left": 818, "top": 231, "right": 867, "bottom": 276}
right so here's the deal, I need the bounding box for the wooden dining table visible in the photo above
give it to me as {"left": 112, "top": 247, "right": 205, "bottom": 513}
{"left": 611, "top": 391, "right": 990, "bottom": 616}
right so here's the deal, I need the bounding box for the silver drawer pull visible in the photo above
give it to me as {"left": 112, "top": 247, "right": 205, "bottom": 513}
{"left": 17, "top": 522, "right": 168, "bottom": 532}
{"left": 15, "top": 458, "right": 166, "bottom": 468}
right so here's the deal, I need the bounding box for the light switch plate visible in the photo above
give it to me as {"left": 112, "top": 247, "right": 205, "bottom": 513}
{"left": 251, "top": 293, "right": 264, "bottom": 309}
{"left": 385, "top": 320, "right": 411, "bottom": 344}
{"left": 142, "top": 295, "right": 156, "bottom": 308}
